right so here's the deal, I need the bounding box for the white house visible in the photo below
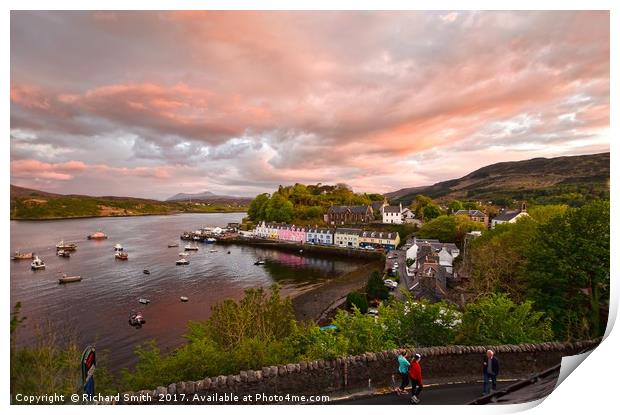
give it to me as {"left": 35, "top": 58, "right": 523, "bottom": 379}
{"left": 382, "top": 204, "right": 403, "bottom": 224}
{"left": 491, "top": 203, "right": 530, "bottom": 228}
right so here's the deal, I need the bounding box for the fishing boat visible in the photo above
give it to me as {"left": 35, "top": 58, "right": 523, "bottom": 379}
{"left": 176, "top": 258, "right": 190, "bottom": 265}
{"left": 57, "top": 250, "right": 71, "bottom": 258}
{"left": 138, "top": 298, "right": 150, "bottom": 304}
{"left": 56, "top": 240, "right": 77, "bottom": 251}
{"left": 128, "top": 311, "right": 145, "bottom": 326}
{"left": 143, "top": 269, "right": 150, "bottom": 275}
{"left": 113, "top": 243, "right": 123, "bottom": 251}
{"left": 184, "top": 244, "right": 199, "bottom": 251}
{"left": 31, "top": 256, "right": 46, "bottom": 270}
{"left": 180, "top": 296, "right": 189, "bottom": 302}
{"left": 205, "top": 238, "right": 216, "bottom": 244}
{"left": 87, "top": 231, "right": 108, "bottom": 240}
{"left": 115, "top": 251, "right": 129, "bottom": 260}
{"left": 167, "top": 243, "right": 179, "bottom": 248}
{"left": 12, "top": 251, "right": 34, "bottom": 260}
{"left": 58, "top": 273, "right": 82, "bottom": 284}
{"left": 254, "top": 260, "right": 266, "bottom": 265}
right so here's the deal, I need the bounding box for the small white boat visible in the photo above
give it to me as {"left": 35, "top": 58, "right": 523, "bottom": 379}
{"left": 184, "top": 244, "right": 199, "bottom": 251}
{"left": 209, "top": 249, "right": 217, "bottom": 253}
{"left": 113, "top": 243, "right": 123, "bottom": 251}
{"left": 178, "top": 252, "right": 189, "bottom": 257}
{"left": 193, "top": 236, "right": 200, "bottom": 241}
{"left": 58, "top": 273, "right": 81, "bottom": 284}
{"left": 87, "top": 231, "right": 107, "bottom": 240}
{"left": 176, "top": 258, "right": 190, "bottom": 265}
{"left": 205, "top": 238, "right": 216, "bottom": 244}
{"left": 31, "top": 256, "right": 45, "bottom": 270}
{"left": 139, "top": 298, "right": 150, "bottom": 304}
{"left": 180, "top": 296, "right": 189, "bottom": 302}
{"left": 167, "top": 243, "right": 179, "bottom": 248}
{"left": 254, "top": 260, "right": 266, "bottom": 265}
{"left": 57, "top": 249, "right": 71, "bottom": 258}
{"left": 12, "top": 251, "right": 34, "bottom": 260}
{"left": 115, "top": 251, "right": 128, "bottom": 260}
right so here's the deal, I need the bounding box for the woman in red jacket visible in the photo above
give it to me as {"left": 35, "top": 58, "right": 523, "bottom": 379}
{"left": 408, "top": 353, "right": 423, "bottom": 404}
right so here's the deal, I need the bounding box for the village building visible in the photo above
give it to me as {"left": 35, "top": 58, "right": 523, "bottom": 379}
{"left": 382, "top": 203, "right": 403, "bottom": 224}
{"left": 371, "top": 199, "right": 388, "bottom": 216}
{"left": 279, "top": 224, "right": 307, "bottom": 243}
{"left": 401, "top": 208, "right": 417, "bottom": 224}
{"left": 491, "top": 203, "right": 529, "bottom": 228}
{"left": 306, "top": 227, "right": 335, "bottom": 245}
{"left": 334, "top": 228, "right": 362, "bottom": 248}
{"left": 359, "top": 231, "right": 401, "bottom": 250}
{"left": 326, "top": 205, "right": 373, "bottom": 225}
{"left": 406, "top": 237, "right": 460, "bottom": 282}
{"left": 454, "top": 209, "right": 489, "bottom": 227}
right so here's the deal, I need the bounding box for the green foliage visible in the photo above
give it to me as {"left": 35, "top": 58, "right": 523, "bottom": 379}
{"left": 366, "top": 271, "right": 389, "bottom": 301}
{"left": 380, "top": 295, "right": 462, "bottom": 347}
{"left": 346, "top": 292, "right": 369, "bottom": 314}
{"left": 417, "top": 215, "right": 486, "bottom": 245}
{"left": 526, "top": 200, "right": 610, "bottom": 340}
{"left": 10, "top": 303, "right": 117, "bottom": 402}
{"left": 448, "top": 200, "right": 464, "bottom": 213}
{"left": 331, "top": 309, "right": 396, "bottom": 355}
{"left": 422, "top": 203, "right": 442, "bottom": 220}
{"left": 457, "top": 294, "right": 552, "bottom": 345}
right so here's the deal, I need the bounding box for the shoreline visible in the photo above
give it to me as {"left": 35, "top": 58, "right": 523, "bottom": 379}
{"left": 10, "top": 210, "right": 248, "bottom": 222}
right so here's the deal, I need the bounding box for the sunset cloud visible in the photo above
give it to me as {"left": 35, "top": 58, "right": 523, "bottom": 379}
{"left": 10, "top": 11, "right": 609, "bottom": 199}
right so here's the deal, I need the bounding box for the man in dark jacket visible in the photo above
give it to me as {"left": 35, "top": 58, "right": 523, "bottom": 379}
{"left": 482, "top": 350, "right": 500, "bottom": 395}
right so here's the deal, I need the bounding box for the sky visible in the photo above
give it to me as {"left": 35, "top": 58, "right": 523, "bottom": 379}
{"left": 10, "top": 11, "right": 610, "bottom": 200}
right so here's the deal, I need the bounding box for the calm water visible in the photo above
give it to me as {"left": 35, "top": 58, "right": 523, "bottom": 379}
{"left": 10, "top": 213, "right": 362, "bottom": 370}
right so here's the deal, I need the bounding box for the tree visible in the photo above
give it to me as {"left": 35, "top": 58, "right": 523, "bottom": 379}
{"left": 526, "top": 201, "right": 609, "bottom": 340}
{"left": 247, "top": 193, "right": 270, "bottom": 221}
{"left": 417, "top": 215, "right": 485, "bottom": 245}
{"left": 448, "top": 200, "right": 464, "bottom": 213}
{"left": 457, "top": 293, "right": 552, "bottom": 345}
{"left": 264, "top": 194, "right": 294, "bottom": 223}
{"left": 411, "top": 195, "right": 433, "bottom": 218}
{"left": 346, "top": 292, "right": 369, "bottom": 314}
{"left": 380, "top": 295, "right": 461, "bottom": 347}
{"left": 422, "top": 203, "right": 442, "bottom": 220}
{"left": 366, "top": 271, "right": 389, "bottom": 301}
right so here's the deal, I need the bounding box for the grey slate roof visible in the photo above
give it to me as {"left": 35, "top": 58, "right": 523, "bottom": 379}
{"left": 327, "top": 205, "right": 372, "bottom": 214}
{"left": 493, "top": 210, "right": 522, "bottom": 222}
{"left": 383, "top": 205, "right": 402, "bottom": 213}
{"left": 455, "top": 209, "right": 487, "bottom": 218}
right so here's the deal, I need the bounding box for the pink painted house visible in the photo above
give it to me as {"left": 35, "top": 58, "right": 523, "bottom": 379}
{"left": 279, "top": 224, "right": 307, "bottom": 243}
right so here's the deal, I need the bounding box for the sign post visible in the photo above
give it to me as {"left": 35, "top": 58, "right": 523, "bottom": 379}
{"left": 80, "top": 345, "right": 96, "bottom": 398}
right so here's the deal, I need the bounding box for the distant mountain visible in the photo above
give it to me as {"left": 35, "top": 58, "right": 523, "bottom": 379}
{"left": 10, "top": 185, "right": 249, "bottom": 220}
{"left": 166, "top": 191, "right": 249, "bottom": 202}
{"left": 385, "top": 152, "right": 610, "bottom": 205}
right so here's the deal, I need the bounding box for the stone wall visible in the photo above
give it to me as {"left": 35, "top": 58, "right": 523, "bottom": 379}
{"left": 122, "top": 339, "right": 599, "bottom": 404}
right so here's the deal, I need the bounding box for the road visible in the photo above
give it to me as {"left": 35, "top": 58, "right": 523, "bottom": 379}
{"left": 333, "top": 381, "right": 513, "bottom": 405}
{"left": 385, "top": 243, "right": 413, "bottom": 300}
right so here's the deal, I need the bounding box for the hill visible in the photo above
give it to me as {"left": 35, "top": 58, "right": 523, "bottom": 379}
{"left": 386, "top": 152, "right": 609, "bottom": 206}
{"left": 166, "top": 191, "right": 251, "bottom": 204}
{"left": 10, "top": 185, "right": 250, "bottom": 220}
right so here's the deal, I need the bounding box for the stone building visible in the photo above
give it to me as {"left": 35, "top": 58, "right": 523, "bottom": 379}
{"left": 326, "top": 205, "right": 373, "bottom": 225}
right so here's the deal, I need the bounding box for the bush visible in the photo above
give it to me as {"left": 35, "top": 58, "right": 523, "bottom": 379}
{"left": 346, "top": 292, "right": 369, "bottom": 314}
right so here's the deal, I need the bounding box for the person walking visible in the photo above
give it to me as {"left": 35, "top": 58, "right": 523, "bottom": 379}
{"left": 408, "top": 353, "right": 423, "bottom": 404}
{"left": 482, "top": 350, "right": 500, "bottom": 395}
{"left": 396, "top": 350, "right": 411, "bottom": 395}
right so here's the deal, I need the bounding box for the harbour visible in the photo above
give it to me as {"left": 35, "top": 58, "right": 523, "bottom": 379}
{"left": 10, "top": 212, "right": 368, "bottom": 371}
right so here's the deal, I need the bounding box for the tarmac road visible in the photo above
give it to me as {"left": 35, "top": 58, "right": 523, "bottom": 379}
{"left": 333, "top": 381, "right": 514, "bottom": 405}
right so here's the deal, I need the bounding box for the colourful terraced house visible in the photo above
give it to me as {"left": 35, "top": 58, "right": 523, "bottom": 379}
{"left": 279, "top": 224, "right": 307, "bottom": 243}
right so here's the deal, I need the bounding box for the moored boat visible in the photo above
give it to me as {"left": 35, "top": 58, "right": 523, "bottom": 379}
{"left": 57, "top": 250, "right": 71, "bottom": 258}
{"left": 143, "top": 269, "right": 150, "bottom": 275}
{"left": 139, "top": 298, "right": 150, "bottom": 304}
{"left": 254, "top": 260, "right": 266, "bottom": 265}
{"left": 167, "top": 243, "right": 179, "bottom": 248}
{"left": 128, "top": 311, "right": 145, "bottom": 326}
{"left": 178, "top": 252, "right": 189, "bottom": 257}
{"left": 12, "top": 251, "right": 34, "bottom": 260}
{"left": 180, "top": 296, "right": 189, "bottom": 302}
{"left": 56, "top": 240, "right": 77, "bottom": 251}
{"left": 113, "top": 243, "right": 123, "bottom": 251}
{"left": 58, "top": 273, "right": 81, "bottom": 284}
{"left": 184, "top": 244, "right": 199, "bottom": 251}
{"left": 176, "top": 258, "right": 189, "bottom": 265}
{"left": 87, "top": 231, "right": 108, "bottom": 240}
{"left": 31, "top": 256, "right": 46, "bottom": 270}
{"left": 115, "top": 251, "right": 129, "bottom": 260}
{"left": 205, "top": 238, "right": 216, "bottom": 244}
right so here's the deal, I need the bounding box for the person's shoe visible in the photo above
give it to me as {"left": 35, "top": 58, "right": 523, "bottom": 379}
{"left": 411, "top": 396, "right": 420, "bottom": 404}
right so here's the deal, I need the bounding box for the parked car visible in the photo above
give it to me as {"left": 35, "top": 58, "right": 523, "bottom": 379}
{"left": 384, "top": 279, "right": 398, "bottom": 290}
{"left": 368, "top": 307, "right": 379, "bottom": 316}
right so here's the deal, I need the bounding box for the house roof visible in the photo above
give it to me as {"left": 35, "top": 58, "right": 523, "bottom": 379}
{"left": 335, "top": 228, "right": 362, "bottom": 235}
{"left": 493, "top": 210, "right": 525, "bottom": 222}
{"left": 383, "top": 205, "right": 402, "bottom": 213}
{"left": 327, "top": 205, "right": 371, "bottom": 214}
{"left": 371, "top": 201, "right": 386, "bottom": 210}
{"left": 308, "top": 228, "right": 334, "bottom": 234}
{"left": 360, "top": 231, "right": 399, "bottom": 241}
{"left": 455, "top": 209, "right": 487, "bottom": 218}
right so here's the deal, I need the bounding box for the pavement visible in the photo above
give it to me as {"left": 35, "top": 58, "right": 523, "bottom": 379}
{"left": 332, "top": 381, "right": 514, "bottom": 405}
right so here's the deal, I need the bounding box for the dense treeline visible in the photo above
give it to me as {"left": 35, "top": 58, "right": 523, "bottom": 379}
{"left": 247, "top": 183, "right": 384, "bottom": 223}
{"left": 463, "top": 200, "right": 609, "bottom": 340}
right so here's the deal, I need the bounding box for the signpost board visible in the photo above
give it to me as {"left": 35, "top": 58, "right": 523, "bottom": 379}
{"left": 80, "top": 345, "right": 96, "bottom": 398}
